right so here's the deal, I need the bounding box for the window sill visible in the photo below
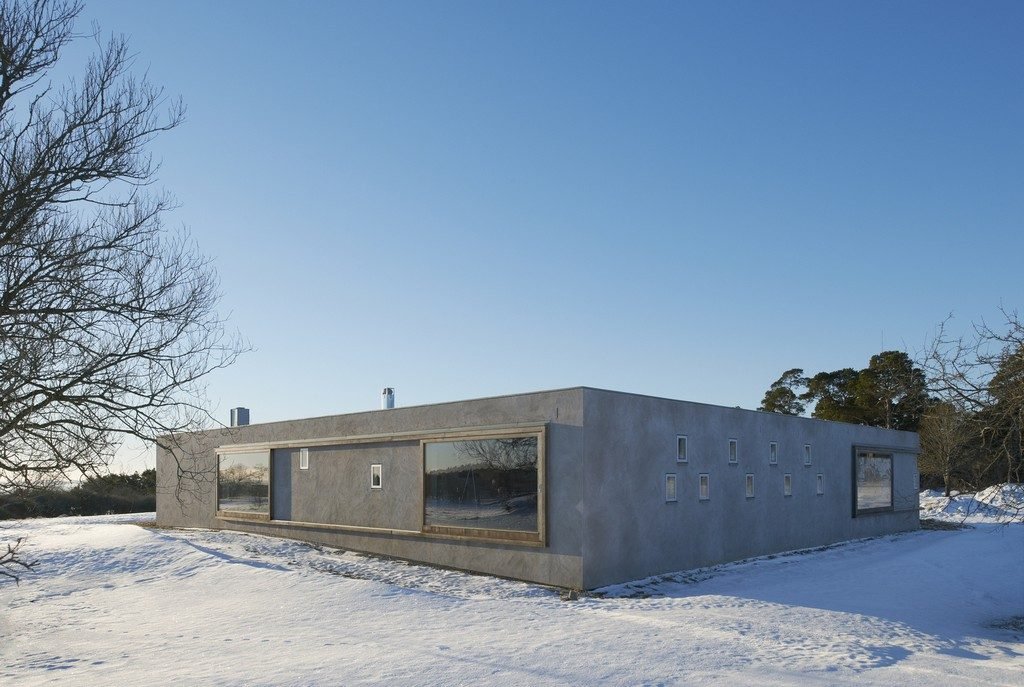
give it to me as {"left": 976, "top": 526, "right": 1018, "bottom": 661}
{"left": 216, "top": 510, "right": 270, "bottom": 522}
{"left": 422, "top": 524, "right": 543, "bottom": 545}
{"left": 214, "top": 516, "right": 547, "bottom": 547}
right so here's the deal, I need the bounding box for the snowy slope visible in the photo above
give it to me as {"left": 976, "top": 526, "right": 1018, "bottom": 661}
{"left": 920, "top": 483, "right": 1024, "bottom": 524}
{"left": 1, "top": 505, "right": 1022, "bottom": 686}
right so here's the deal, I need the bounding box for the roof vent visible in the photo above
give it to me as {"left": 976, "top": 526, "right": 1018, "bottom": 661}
{"left": 230, "top": 407, "right": 250, "bottom": 427}
{"left": 381, "top": 387, "right": 395, "bottom": 410}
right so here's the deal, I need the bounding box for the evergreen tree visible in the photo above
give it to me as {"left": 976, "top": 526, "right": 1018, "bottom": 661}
{"left": 855, "top": 351, "right": 929, "bottom": 430}
{"left": 759, "top": 368, "right": 808, "bottom": 415}
{"left": 801, "top": 368, "right": 863, "bottom": 424}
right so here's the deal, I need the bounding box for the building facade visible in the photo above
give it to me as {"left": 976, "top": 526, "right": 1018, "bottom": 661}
{"left": 156, "top": 387, "right": 920, "bottom": 589}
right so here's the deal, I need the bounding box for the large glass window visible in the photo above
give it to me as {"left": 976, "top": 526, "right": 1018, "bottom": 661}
{"left": 218, "top": 450, "right": 270, "bottom": 514}
{"left": 855, "top": 451, "right": 893, "bottom": 514}
{"left": 423, "top": 435, "right": 540, "bottom": 538}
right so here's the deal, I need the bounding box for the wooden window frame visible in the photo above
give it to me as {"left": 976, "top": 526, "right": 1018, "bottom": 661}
{"left": 420, "top": 426, "right": 547, "bottom": 545}
{"left": 215, "top": 447, "right": 272, "bottom": 521}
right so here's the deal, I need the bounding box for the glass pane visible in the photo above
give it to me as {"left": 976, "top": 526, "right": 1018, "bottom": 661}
{"left": 856, "top": 452, "right": 892, "bottom": 511}
{"left": 218, "top": 451, "right": 269, "bottom": 513}
{"left": 424, "top": 437, "right": 538, "bottom": 532}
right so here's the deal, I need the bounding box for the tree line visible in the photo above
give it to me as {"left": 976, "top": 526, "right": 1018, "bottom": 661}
{"left": 0, "top": 469, "right": 155, "bottom": 520}
{"left": 759, "top": 309, "right": 1023, "bottom": 496}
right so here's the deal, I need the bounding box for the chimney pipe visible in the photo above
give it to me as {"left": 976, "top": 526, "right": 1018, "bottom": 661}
{"left": 381, "top": 387, "right": 395, "bottom": 410}
{"left": 230, "top": 407, "right": 250, "bottom": 427}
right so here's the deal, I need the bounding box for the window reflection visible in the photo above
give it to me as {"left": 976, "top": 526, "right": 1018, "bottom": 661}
{"left": 424, "top": 437, "right": 538, "bottom": 533}
{"left": 218, "top": 451, "right": 270, "bottom": 513}
{"left": 856, "top": 451, "right": 892, "bottom": 512}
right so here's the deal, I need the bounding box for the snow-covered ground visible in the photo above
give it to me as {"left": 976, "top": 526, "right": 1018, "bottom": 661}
{"left": 920, "top": 483, "right": 1024, "bottom": 524}
{"left": 2, "top": 494, "right": 1022, "bottom": 686}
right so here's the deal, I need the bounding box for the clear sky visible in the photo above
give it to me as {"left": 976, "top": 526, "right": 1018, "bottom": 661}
{"left": 73, "top": 1, "right": 1022, "bottom": 470}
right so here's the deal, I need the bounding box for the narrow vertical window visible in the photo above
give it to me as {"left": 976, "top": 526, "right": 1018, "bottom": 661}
{"left": 729, "top": 439, "right": 738, "bottom": 464}
{"left": 676, "top": 435, "right": 688, "bottom": 463}
{"left": 769, "top": 442, "right": 778, "bottom": 465}
{"left": 665, "top": 473, "right": 678, "bottom": 502}
{"left": 745, "top": 473, "right": 754, "bottom": 498}
{"left": 804, "top": 444, "right": 812, "bottom": 466}
{"left": 370, "top": 464, "right": 382, "bottom": 489}
{"left": 299, "top": 447, "right": 309, "bottom": 470}
{"left": 699, "top": 473, "right": 710, "bottom": 500}
{"left": 784, "top": 473, "right": 792, "bottom": 496}
{"left": 816, "top": 473, "right": 824, "bottom": 495}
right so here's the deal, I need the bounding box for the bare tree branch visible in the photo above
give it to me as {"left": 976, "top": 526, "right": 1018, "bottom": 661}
{"left": 920, "top": 308, "right": 1024, "bottom": 488}
{"left": 0, "top": 0, "right": 247, "bottom": 505}
{"left": 0, "top": 536, "right": 35, "bottom": 583}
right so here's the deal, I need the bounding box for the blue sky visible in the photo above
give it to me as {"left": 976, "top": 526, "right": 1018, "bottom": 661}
{"left": 74, "top": 1, "right": 1021, "bottom": 463}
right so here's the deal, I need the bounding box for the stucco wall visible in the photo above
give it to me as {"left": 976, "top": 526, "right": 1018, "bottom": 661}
{"left": 157, "top": 386, "right": 920, "bottom": 590}
{"left": 579, "top": 388, "right": 920, "bottom": 589}
{"left": 276, "top": 441, "right": 422, "bottom": 529}
{"left": 157, "top": 388, "right": 586, "bottom": 588}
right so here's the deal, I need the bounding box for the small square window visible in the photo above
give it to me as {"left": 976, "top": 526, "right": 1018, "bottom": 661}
{"left": 804, "top": 444, "right": 812, "bottom": 466}
{"left": 665, "top": 473, "right": 678, "bottom": 502}
{"left": 299, "top": 448, "right": 309, "bottom": 470}
{"left": 370, "top": 464, "right": 382, "bottom": 489}
{"left": 699, "top": 473, "right": 710, "bottom": 500}
{"left": 769, "top": 442, "right": 778, "bottom": 465}
{"left": 676, "top": 435, "right": 688, "bottom": 463}
{"left": 745, "top": 473, "right": 754, "bottom": 498}
{"left": 816, "top": 473, "right": 824, "bottom": 495}
{"left": 728, "top": 439, "right": 738, "bottom": 464}
{"left": 784, "top": 473, "right": 792, "bottom": 496}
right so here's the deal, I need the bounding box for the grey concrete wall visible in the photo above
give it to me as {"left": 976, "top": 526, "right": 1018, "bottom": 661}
{"left": 156, "top": 429, "right": 226, "bottom": 530}
{"left": 157, "top": 388, "right": 585, "bottom": 588}
{"left": 278, "top": 440, "right": 422, "bottom": 530}
{"left": 579, "top": 388, "right": 920, "bottom": 589}
{"left": 156, "top": 385, "right": 921, "bottom": 591}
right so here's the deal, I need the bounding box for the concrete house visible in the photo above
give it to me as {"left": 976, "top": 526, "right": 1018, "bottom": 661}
{"left": 156, "top": 387, "right": 920, "bottom": 589}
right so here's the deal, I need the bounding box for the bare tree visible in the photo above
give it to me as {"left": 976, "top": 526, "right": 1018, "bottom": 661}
{"left": 922, "top": 308, "right": 1024, "bottom": 489}
{"left": 918, "top": 401, "right": 975, "bottom": 496}
{"left": 456, "top": 438, "right": 537, "bottom": 471}
{"left": 1, "top": 0, "right": 245, "bottom": 577}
